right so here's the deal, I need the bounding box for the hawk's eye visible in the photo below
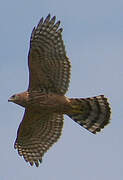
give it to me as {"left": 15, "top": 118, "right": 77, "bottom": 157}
{"left": 12, "top": 95, "right": 16, "bottom": 99}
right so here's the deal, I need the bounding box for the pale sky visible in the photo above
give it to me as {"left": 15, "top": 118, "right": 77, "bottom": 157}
{"left": 0, "top": 0, "right": 123, "bottom": 179}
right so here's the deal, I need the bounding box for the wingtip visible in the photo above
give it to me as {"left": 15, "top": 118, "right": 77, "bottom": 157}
{"left": 29, "top": 159, "right": 42, "bottom": 167}
{"left": 51, "top": 15, "right": 56, "bottom": 22}
{"left": 47, "top": 13, "right": 51, "bottom": 19}
{"left": 44, "top": 14, "right": 51, "bottom": 24}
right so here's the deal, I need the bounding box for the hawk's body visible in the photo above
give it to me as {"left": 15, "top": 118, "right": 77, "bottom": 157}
{"left": 8, "top": 14, "right": 111, "bottom": 167}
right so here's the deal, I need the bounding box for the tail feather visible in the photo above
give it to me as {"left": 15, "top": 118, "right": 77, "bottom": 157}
{"left": 68, "top": 95, "right": 111, "bottom": 134}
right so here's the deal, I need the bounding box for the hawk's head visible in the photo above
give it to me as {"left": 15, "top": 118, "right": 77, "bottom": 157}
{"left": 8, "top": 92, "right": 29, "bottom": 107}
{"left": 8, "top": 94, "right": 19, "bottom": 103}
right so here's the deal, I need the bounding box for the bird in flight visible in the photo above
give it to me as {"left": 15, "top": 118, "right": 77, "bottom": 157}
{"left": 8, "top": 14, "right": 111, "bottom": 167}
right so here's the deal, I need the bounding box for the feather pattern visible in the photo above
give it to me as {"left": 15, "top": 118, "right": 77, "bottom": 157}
{"left": 68, "top": 95, "right": 111, "bottom": 134}
{"left": 14, "top": 110, "right": 63, "bottom": 167}
{"left": 28, "top": 14, "right": 71, "bottom": 94}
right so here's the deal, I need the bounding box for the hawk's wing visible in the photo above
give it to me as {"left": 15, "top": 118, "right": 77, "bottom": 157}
{"left": 28, "top": 14, "right": 71, "bottom": 95}
{"left": 14, "top": 110, "right": 63, "bottom": 167}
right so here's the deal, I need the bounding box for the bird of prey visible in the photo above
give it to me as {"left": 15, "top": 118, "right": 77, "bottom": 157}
{"left": 8, "top": 14, "right": 111, "bottom": 167}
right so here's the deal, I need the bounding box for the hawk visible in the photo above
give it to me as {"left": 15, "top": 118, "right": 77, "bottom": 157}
{"left": 8, "top": 14, "right": 111, "bottom": 167}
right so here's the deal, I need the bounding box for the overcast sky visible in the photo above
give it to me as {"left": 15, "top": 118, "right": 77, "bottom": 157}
{"left": 0, "top": 0, "right": 123, "bottom": 179}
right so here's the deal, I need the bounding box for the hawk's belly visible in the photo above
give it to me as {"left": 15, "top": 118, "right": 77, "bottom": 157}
{"left": 28, "top": 93, "right": 71, "bottom": 114}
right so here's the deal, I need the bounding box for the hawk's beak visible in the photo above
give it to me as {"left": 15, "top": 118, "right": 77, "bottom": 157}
{"left": 8, "top": 97, "right": 13, "bottom": 102}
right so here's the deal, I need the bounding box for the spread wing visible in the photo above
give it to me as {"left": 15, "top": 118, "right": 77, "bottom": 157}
{"left": 14, "top": 109, "right": 63, "bottom": 167}
{"left": 28, "top": 14, "right": 71, "bottom": 94}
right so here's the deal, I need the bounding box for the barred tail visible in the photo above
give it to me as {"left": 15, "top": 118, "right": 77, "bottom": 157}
{"left": 68, "top": 95, "right": 111, "bottom": 134}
